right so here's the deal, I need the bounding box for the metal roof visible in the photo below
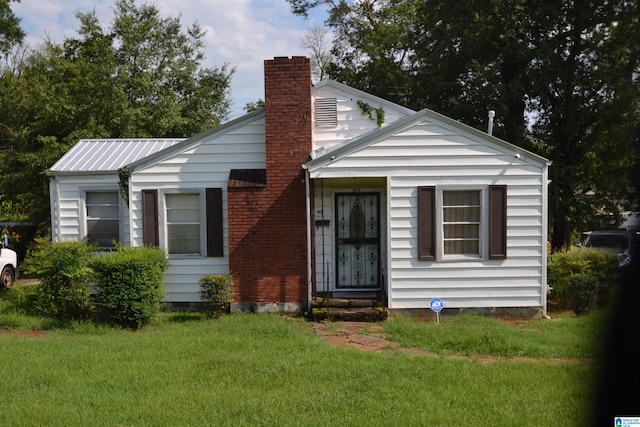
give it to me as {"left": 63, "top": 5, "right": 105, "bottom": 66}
{"left": 49, "top": 138, "right": 185, "bottom": 174}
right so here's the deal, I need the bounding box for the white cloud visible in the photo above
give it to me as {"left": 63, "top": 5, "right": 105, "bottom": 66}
{"left": 12, "top": 0, "right": 326, "bottom": 118}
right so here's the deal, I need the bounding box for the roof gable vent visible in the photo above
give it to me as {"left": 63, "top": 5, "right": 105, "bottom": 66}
{"left": 314, "top": 98, "right": 337, "bottom": 128}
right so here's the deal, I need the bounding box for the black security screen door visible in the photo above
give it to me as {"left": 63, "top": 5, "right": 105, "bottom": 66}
{"left": 335, "top": 193, "right": 380, "bottom": 289}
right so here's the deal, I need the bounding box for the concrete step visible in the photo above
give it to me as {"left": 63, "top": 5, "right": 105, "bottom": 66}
{"left": 311, "top": 297, "right": 381, "bottom": 309}
{"left": 312, "top": 306, "right": 388, "bottom": 322}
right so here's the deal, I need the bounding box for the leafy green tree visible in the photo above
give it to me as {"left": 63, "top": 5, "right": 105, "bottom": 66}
{"left": 0, "top": 0, "right": 234, "bottom": 230}
{"left": 289, "top": 0, "right": 640, "bottom": 248}
{"left": 0, "top": 0, "right": 25, "bottom": 54}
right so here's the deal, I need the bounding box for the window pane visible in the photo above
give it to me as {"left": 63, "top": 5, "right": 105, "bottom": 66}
{"left": 444, "top": 239, "right": 479, "bottom": 254}
{"left": 87, "top": 219, "right": 119, "bottom": 248}
{"left": 86, "top": 192, "right": 118, "bottom": 205}
{"left": 443, "top": 206, "right": 480, "bottom": 222}
{"left": 168, "top": 224, "right": 200, "bottom": 254}
{"left": 167, "top": 208, "right": 200, "bottom": 222}
{"left": 444, "top": 224, "right": 480, "bottom": 238}
{"left": 87, "top": 205, "right": 119, "bottom": 219}
{"left": 166, "top": 193, "right": 199, "bottom": 208}
{"left": 443, "top": 191, "right": 480, "bottom": 206}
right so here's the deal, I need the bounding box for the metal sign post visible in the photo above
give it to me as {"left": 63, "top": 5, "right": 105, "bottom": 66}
{"left": 429, "top": 297, "right": 444, "bottom": 324}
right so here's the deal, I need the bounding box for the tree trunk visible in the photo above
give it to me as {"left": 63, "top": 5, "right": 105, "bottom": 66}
{"left": 551, "top": 218, "right": 573, "bottom": 251}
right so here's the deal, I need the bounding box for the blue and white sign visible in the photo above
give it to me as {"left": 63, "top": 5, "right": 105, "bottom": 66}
{"left": 429, "top": 297, "right": 444, "bottom": 313}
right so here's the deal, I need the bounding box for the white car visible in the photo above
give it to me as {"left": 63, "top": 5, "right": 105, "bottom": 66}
{"left": 0, "top": 234, "right": 17, "bottom": 288}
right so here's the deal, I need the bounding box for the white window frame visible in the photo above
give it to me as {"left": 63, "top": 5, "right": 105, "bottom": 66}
{"left": 80, "top": 188, "right": 122, "bottom": 250}
{"left": 159, "top": 190, "right": 206, "bottom": 257}
{"left": 436, "top": 186, "right": 488, "bottom": 261}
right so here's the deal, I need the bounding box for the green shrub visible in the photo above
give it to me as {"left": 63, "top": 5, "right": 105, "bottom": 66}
{"left": 565, "top": 273, "right": 600, "bottom": 315}
{"left": 199, "top": 274, "right": 234, "bottom": 319}
{"left": 90, "top": 246, "right": 168, "bottom": 329}
{"left": 21, "top": 241, "right": 94, "bottom": 320}
{"left": 4, "top": 283, "right": 42, "bottom": 316}
{"left": 548, "top": 248, "right": 618, "bottom": 312}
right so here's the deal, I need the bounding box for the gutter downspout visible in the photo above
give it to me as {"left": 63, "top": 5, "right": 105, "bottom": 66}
{"left": 542, "top": 161, "right": 553, "bottom": 319}
{"left": 49, "top": 177, "right": 61, "bottom": 243}
{"left": 303, "top": 164, "right": 313, "bottom": 316}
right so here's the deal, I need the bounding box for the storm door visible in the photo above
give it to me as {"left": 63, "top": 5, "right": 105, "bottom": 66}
{"left": 335, "top": 193, "right": 380, "bottom": 289}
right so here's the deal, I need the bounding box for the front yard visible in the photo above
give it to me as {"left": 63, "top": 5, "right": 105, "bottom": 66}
{"left": 0, "top": 284, "right": 604, "bottom": 426}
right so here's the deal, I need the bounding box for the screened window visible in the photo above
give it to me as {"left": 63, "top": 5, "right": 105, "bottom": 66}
{"left": 166, "top": 193, "right": 201, "bottom": 255}
{"left": 86, "top": 191, "right": 120, "bottom": 249}
{"left": 442, "top": 190, "right": 481, "bottom": 255}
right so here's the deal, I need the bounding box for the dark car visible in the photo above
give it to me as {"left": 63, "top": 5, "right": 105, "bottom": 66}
{"left": 581, "top": 230, "right": 640, "bottom": 281}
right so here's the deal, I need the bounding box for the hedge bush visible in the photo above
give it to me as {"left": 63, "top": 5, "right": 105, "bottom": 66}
{"left": 565, "top": 273, "right": 600, "bottom": 315}
{"left": 20, "top": 240, "right": 94, "bottom": 320}
{"left": 199, "top": 274, "right": 234, "bottom": 319}
{"left": 90, "top": 246, "right": 168, "bottom": 329}
{"left": 548, "top": 248, "right": 618, "bottom": 313}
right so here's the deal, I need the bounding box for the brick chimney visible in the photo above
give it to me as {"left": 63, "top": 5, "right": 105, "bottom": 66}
{"left": 227, "top": 56, "right": 312, "bottom": 311}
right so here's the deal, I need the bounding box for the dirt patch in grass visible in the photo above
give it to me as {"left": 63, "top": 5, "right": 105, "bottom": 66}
{"left": 312, "top": 320, "right": 588, "bottom": 364}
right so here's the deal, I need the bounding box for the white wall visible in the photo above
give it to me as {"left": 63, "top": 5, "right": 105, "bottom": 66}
{"left": 129, "top": 115, "right": 266, "bottom": 302}
{"left": 310, "top": 118, "right": 547, "bottom": 310}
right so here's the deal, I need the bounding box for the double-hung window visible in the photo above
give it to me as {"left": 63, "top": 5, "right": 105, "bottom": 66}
{"left": 85, "top": 191, "right": 120, "bottom": 249}
{"left": 418, "top": 185, "right": 506, "bottom": 261}
{"left": 442, "top": 190, "right": 481, "bottom": 256}
{"left": 141, "top": 188, "right": 224, "bottom": 257}
{"left": 165, "top": 193, "right": 202, "bottom": 255}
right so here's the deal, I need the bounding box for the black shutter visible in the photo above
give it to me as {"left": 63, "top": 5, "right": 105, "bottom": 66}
{"left": 206, "top": 188, "right": 224, "bottom": 257}
{"left": 488, "top": 185, "right": 507, "bottom": 260}
{"left": 418, "top": 186, "right": 436, "bottom": 261}
{"left": 142, "top": 189, "right": 159, "bottom": 247}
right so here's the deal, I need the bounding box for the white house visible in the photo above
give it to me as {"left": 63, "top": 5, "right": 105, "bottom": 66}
{"left": 49, "top": 56, "right": 551, "bottom": 316}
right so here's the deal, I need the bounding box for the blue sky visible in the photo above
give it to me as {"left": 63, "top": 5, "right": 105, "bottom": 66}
{"left": 12, "top": 0, "right": 328, "bottom": 118}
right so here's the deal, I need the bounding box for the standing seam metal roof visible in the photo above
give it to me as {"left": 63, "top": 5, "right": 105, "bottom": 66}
{"left": 49, "top": 138, "right": 185, "bottom": 173}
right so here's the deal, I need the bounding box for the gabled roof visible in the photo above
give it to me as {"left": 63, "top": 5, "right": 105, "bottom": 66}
{"left": 306, "top": 107, "right": 550, "bottom": 172}
{"left": 125, "top": 108, "right": 265, "bottom": 172}
{"left": 313, "top": 79, "right": 416, "bottom": 116}
{"left": 48, "top": 108, "right": 265, "bottom": 176}
{"left": 48, "top": 138, "right": 185, "bottom": 175}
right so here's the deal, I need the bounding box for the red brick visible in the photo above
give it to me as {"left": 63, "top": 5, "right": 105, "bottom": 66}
{"left": 228, "top": 57, "right": 311, "bottom": 304}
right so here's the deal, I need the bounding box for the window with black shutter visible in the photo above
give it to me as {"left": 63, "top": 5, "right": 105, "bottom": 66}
{"left": 142, "top": 189, "right": 159, "bottom": 247}
{"left": 206, "top": 188, "right": 224, "bottom": 257}
{"left": 488, "top": 185, "right": 507, "bottom": 260}
{"left": 418, "top": 186, "right": 436, "bottom": 260}
{"left": 417, "top": 185, "right": 507, "bottom": 261}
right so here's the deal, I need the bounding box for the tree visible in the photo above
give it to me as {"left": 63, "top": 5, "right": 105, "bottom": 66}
{"left": 300, "top": 26, "right": 332, "bottom": 82}
{"left": 244, "top": 99, "right": 265, "bottom": 113}
{"left": 289, "top": 0, "right": 640, "bottom": 248}
{"left": 0, "top": 0, "right": 25, "bottom": 54}
{"left": 0, "top": 0, "right": 234, "bottom": 231}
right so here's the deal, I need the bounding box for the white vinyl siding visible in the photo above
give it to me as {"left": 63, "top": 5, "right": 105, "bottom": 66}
{"left": 129, "top": 114, "right": 266, "bottom": 302}
{"left": 49, "top": 176, "right": 129, "bottom": 247}
{"left": 312, "top": 80, "right": 414, "bottom": 153}
{"left": 309, "top": 114, "right": 548, "bottom": 311}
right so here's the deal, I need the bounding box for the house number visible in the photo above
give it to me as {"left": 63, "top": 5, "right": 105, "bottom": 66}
{"left": 352, "top": 187, "right": 360, "bottom": 192}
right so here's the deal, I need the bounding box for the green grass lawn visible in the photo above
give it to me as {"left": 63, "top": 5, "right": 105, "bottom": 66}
{"left": 0, "top": 286, "right": 603, "bottom": 426}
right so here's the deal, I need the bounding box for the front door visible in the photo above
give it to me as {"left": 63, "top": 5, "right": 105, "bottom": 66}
{"left": 335, "top": 192, "right": 380, "bottom": 289}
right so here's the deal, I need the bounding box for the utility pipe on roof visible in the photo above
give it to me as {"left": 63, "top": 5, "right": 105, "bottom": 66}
{"left": 488, "top": 110, "right": 495, "bottom": 136}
